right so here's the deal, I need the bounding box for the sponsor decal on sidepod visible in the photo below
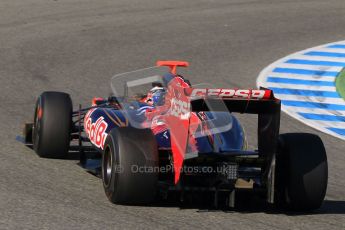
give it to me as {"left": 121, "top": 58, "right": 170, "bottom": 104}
{"left": 84, "top": 109, "right": 108, "bottom": 149}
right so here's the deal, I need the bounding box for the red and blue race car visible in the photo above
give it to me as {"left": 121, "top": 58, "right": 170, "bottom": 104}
{"left": 23, "top": 61, "right": 328, "bottom": 210}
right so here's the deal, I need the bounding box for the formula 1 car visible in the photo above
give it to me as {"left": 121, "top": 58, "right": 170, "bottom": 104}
{"left": 23, "top": 61, "right": 328, "bottom": 210}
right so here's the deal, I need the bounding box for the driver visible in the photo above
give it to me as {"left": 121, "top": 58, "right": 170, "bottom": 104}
{"left": 144, "top": 85, "right": 166, "bottom": 106}
{"left": 143, "top": 74, "right": 191, "bottom": 107}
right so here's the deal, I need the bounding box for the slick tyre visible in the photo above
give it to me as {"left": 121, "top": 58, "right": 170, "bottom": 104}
{"left": 102, "top": 127, "right": 159, "bottom": 205}
{"left": 32, "top": 91, "right": 72, "bottom": 158}
{"left": 275, "top": 133, "right": 328, "bottom": 211}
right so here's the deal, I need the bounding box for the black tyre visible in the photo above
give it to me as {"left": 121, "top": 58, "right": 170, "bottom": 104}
{"left": 102, "top": 127, "right": 159, "bottom": 204}
{"left": 32, "top": 91, "right": 72, "bottom": 158}
{"left": 23, "top": 122, "right": 33, "bottom": 144}
{"left": 275, "top": 133, "right": 328, "bottom": 211}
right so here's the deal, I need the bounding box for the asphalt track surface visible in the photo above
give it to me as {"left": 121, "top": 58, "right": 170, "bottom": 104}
{"left": 0, "top": 0, "right": 344, "bottom": 229}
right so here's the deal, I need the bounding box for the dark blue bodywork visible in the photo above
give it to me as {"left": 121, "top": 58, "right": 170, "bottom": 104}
{"left": 85, "top": 103, "right": 245, "bottom": 155}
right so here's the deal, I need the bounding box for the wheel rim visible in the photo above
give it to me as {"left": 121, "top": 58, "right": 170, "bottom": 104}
{"left": 33, "top": 101, "right": 42, "bottom": 148}
{"left": 103, "top": 146, "right": 113, "bottom": 187}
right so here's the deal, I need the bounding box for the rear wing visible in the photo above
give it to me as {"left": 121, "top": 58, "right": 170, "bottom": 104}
{"left": 185, "top": 88, "right": 279, "bottom": 113}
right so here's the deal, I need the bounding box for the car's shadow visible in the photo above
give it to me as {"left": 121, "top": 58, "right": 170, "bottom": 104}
{"left": 20, "top": 140, "right": 345, "bottom": 216}
{"left": 150, "top": 195, "right": 345, "bottom": 215}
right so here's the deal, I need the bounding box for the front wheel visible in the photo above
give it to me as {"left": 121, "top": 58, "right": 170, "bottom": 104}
{"left": 275, "top": 133, "right": 328, "bottom": 211}
{"left": 32, "top": 91, "right": 72, "bottom": 158}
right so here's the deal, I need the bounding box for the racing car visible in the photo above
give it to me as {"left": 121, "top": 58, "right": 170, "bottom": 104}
{"left": 22, "top": 61, "right": 328, "bottom": 210}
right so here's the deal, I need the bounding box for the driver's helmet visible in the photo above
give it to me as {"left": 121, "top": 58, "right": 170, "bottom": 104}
{"left": 146, "top": 85, "right": 166, "bottom": 106}
{"left": 145, "top": 73, "right": 190, "bottom": 106}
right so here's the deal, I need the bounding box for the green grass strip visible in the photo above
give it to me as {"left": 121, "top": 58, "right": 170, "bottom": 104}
{"left": 336, "top": 68, "right": 345, "bottom": 101}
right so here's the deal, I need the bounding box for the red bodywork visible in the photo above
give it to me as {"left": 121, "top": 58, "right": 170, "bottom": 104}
{"left": 157, "top": 60, "right": 189, "bottom": 74}
{"left": 152, "top": 61, "right": 273, "bottom": 183}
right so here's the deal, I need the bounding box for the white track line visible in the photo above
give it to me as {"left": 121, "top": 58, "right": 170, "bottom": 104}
{"left": 275, "top": 63, "right": 344, "bottom": 71}
{"left": 282, "top": 107, "right": 345, "bottom": 116}
{"left": 267, "top": 74, "right": 335, "bottom": 81}
{"left": 275, "top": 94, "right": 344, "bottom": 105}
{"left": 264, "top": 82, "right": 336, "bottom": 91}
{"left": 290, "top": 55, "right": 345, "bottom": 62}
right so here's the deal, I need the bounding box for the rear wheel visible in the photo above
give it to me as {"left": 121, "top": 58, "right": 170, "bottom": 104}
{"left": 32, "top": 91, "right": 72, "bottom": 158}
{"left": 275, "top": 133, "right": 328, "bottom": 211}
{"left": 102, "top": 127, "right": 159, "bottom": 204}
